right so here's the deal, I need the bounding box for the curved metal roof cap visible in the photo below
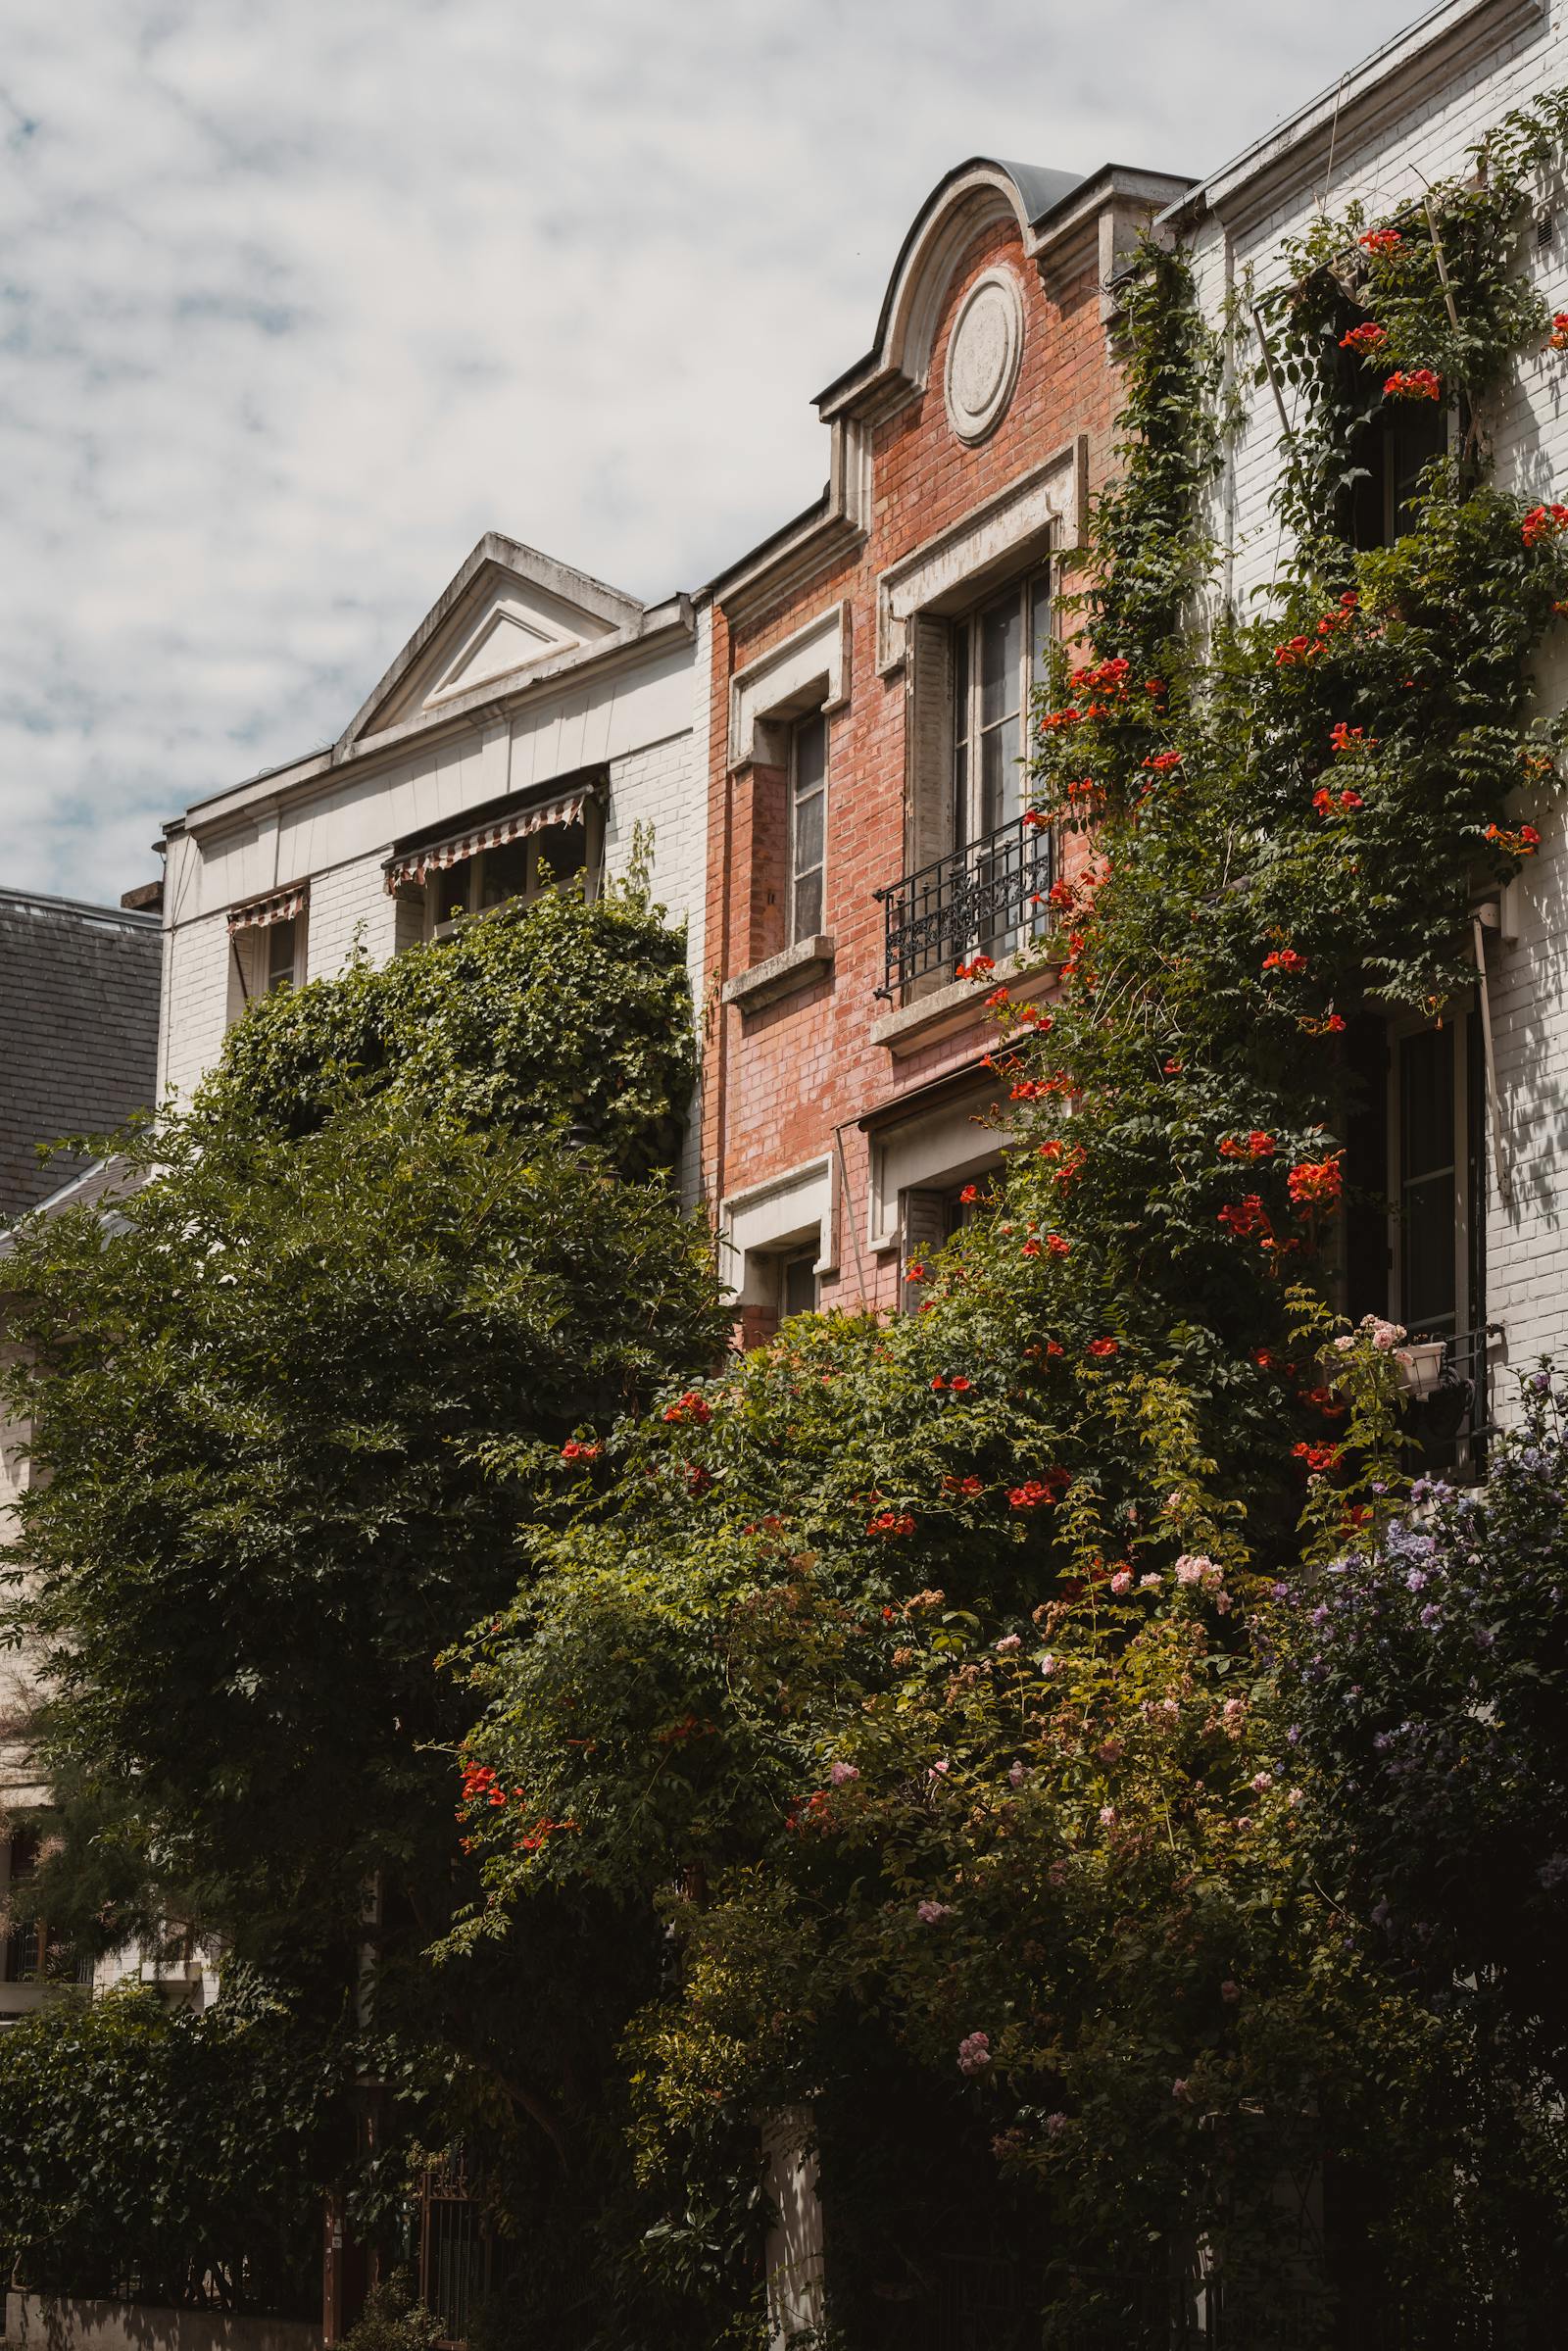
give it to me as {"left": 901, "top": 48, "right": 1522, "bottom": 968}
{"left": 815, "top": 155, "right": 1088, "bottom": 412}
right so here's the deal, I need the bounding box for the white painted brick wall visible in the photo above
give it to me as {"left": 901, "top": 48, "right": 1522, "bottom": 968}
{"left": 1186, "top": 0, "right": 1568, "bottom": 1426}
{"left": 156, "top": 640, "right": 710, "bottom": 1200}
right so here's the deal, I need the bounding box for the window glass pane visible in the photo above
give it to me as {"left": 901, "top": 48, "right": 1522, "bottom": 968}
{"left": 1400, "top": 1027, "right": 1454, "bottom": 1181}
{"left": 480, "top": 837, "right": 530, "bottom": 906}
{"left": 794, "top": 712, "right": 827, "bottom": 795}
{"left": 980, "top": 596, "right": 1022, "bottom": 729}
{"left": 952, "top": 622, "right": 970, "bottom": 745}
{"left": 1399, "top": 1028, "right": 1456, "bottom": 1332}
{"left": 534, "top": 821, "right": 586, "bottom": 887}
{"left": 980, "top": 714, "right": 1021, "bottom": 835}
{"left": 1029, "top": 573, "right": 1053, "bottom": 684}
{"left": 952, "top": 741, "right": 969, "bottom": 854}
{"left": 431, "top": 857, "right": 475, "bottom": 923}
{"left": 266, "top": 918, "right": 296, "bottom": 992}
{"left": 781, "top": 1253, "right": 817, "bottom": 1318}
{"left": 793, "top": 786, "right": 824, "bottom": 879}
{"left": 793, "top": 867, "right": 823, "bottom": 940}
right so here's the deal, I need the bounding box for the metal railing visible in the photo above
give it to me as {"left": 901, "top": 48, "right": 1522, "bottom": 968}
{"left": 874, "top": 815, "right": 1053, "bottom": 1000}
{"left": 1404, "top": 1324, "right": 1496, "bottom": 1482}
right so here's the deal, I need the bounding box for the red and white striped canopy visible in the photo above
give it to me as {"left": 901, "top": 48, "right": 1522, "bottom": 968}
{"left": 227, "top": 884, "right": 308, "bottom": 934}
{"left": 382, "top": 789, "right": 587, "bottom": 896}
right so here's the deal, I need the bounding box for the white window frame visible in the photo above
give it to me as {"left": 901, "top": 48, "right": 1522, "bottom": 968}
{"left": 949, "top": 564, "right": 1053, "bottom": 851}
{"left": 1386, "top": 1006, "right": 1483, "bottom": 1344}
{"left": 788, "top": 710, "right": 828, "bottom": 945}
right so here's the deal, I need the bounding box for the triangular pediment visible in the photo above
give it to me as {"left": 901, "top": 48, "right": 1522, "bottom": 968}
{"left": 343, "top": 534, "right": 646, "bottom": 747}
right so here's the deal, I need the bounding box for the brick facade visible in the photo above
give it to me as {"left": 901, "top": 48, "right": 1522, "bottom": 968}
{"left": 699, "top": 162, "right": 1189, "bottom": 1341}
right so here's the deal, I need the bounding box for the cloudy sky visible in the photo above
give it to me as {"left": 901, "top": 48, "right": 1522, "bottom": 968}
{"left": 4, "top": 0, "right": 1428, "bottom": 905}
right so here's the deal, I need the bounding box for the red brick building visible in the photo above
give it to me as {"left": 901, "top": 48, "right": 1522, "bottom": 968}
{"left": 698, "top": 157, "right": 1191, "bottom": 1343}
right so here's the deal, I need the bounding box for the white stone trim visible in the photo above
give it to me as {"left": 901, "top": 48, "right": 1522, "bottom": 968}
{"left": 944, "top": 268, "right": 1025, "bottom": 445}
{"left": 719, "top": 1154, "right": 836, "bottom": 1303}
{"left": 866, "top": 1089, "right": 1013, "bottom": 1252}
{"left": 728, "top": 604, "right": 851, "bottom": 769}
{"left": 876, "top": 450, "right": 1076, "bottom": 673}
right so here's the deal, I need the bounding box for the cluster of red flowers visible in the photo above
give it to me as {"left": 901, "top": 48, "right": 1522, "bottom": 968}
{"left": 1312, "top": 785, "right": 1364, "bottom": 814}
{"left": 956, "top": 954, "right": 997, "bottom": 981}
{"left": 784, "top": 1788, "right": 837, "bottom": 1836}
{"left": 868, "top": 1509, "right": 916, "bottom": 1538}
{"left": 1142, "top": 750, "right": 1183, "bottom": 774}
{"left": 653, "top": 1712, "right": 710, "bottom": 1746}
{"left": 1274, "top": 592, "right": 1359, "bottom": 666}
{"left": 1384, "top": 367, "right": 1442, "bottom": 402}
{"left": 1549, "top": 312, "right": 1568, "bottom": 351}
{"left": 662, "top": 1390, "right": 711, "bottom": 1426}
{"left": 1292, "top": 1441, "right": 1344, "bottom": 1474}
{"left": 1262, "top": 947, "right": 1306, "bottom": 975}
{"left": 1298, "top": 1009, "right": 1348, "bottom": 1038}
{"left": 943, "top": 1473, "right": 986, "bottom": 1498}
{"left": 559, "top": 1437, "right": 602, "bottom": 1462}
{"left": 460, "top": 1758, "right": 509, "bottom": 1809}
{"left": 1038, "top": 1138, "right": 1086, "bottom": 1187}
{"left": 1359, "top": 227, "right": 1403, "bottom": 253}
{"left": 1218, "top": 1131, "right": 1275, "bottom": 1161}
{"left": 958, "top": 1182, "right": 987, "bottom": 1205}
{"left": 1329, "top": 721, "right": 1374, "bottom": 754}
{"left": 1521, "top": 503, "right": 1568, "bottom": 547}
{"left": 1008, "top": 1468, "right": 1070, "bottom": 1511}
{"left": 1009, "top": 1073, "right": 1071, "bottom": 1103}
{"left": 930, "top": 1373, "right": 973, "bottom": 1393}
{"left": 1085, "top": 1337, "right": 1119, "bottom": 1359}
{"left": 1339, "top": 320, "right": 1388, "bottom": 354}
{"left": 1020, "top": 1233, "right": 1071, "bottom": 1261}
{"left": 1217, "top": 1195, "right": 1271, "bottom": 1241}
{"left": 1287, "top": 1156, "right": 1344, "bottom": 1211}
{"left": 1486, "top": 820, "right": 1543, "bottom": 856}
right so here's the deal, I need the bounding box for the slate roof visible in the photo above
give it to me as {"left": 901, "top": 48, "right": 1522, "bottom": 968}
{"left": 0, "top": 887, "right": 162, "bottom": 1224}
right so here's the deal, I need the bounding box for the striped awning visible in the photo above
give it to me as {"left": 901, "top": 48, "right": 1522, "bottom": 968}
{"left": 228, "top": 884, "right": 308, "bottom": 934}
{"left": 382, "top": 789, "right": 587, "bottom": 896}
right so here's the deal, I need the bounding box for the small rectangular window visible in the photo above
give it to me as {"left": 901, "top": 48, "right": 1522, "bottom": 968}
{"left": 266, "top": 917, "right": 299, "bottom": 993}
{"left": 790, "top": 712, "right": 827, "bottom": 943}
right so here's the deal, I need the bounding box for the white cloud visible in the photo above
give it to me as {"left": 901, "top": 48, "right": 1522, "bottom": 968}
{"left": 2, "top": 0, "right": 1431, "bottom": 902}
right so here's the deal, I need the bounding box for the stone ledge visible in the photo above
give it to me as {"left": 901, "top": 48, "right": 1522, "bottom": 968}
{"left": 721, "top": 934, "right": 835, "bottom": 1014}
{"left": 870, "top": 953, "right": 1048, "bottom": 1054}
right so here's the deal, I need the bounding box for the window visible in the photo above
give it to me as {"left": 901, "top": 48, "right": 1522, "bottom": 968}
{"left": 226, "top": 894, "right": 308, "bottom": 1021}
{"left": 778, "top": 1249, "right": 818, "bottom": 1320}
{"left": 790, "top": 712, "right": 827, "bottom": 943}
{"left": 422, "top": 821, "right": 589, "bottom": 940}
{"left": 951, "top": 568, "right": 1052, "bottom": 850}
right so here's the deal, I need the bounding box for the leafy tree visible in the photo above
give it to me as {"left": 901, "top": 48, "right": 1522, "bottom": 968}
{"left": 0, "top": 886, "right": 725, "bottom": 2033}
{"left": 0, "top": 1979, "right": 347, "bottom": 2313}
{"left": 443, "top": 94, "right": 1568, "bottom": 2346}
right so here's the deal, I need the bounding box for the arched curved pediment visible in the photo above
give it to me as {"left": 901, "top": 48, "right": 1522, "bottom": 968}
{"left": 816, "top": 158, "right": 1084, "bottom": 422}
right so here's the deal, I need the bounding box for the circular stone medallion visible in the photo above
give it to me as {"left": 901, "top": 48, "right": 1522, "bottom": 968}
{"left": 945, "top": 269, "right": 1024, "bottom": 445}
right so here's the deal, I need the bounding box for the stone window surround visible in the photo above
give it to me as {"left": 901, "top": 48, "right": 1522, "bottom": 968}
{"left": 865, "top": 1084, "right": 1014, "bottom": 1255}
{"left": 727, "top": 603, "right": 852, "bottom": 772}
{"left": 718, "top": 1153, "right": 837, "bottom": 1305}
{"left": 876, "top": 439, "right": 1083, "bottom": 676}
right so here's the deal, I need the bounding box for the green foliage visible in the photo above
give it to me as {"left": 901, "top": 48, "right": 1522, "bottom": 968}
{"left": 339, "top": 2274, "right": 448, "bottom": 2351}
{"left": 0, "top": 1980, "right": 346, "bottom": 2313}
{"left": 204, "top": 883, "right": 696, "bottom": 1178}
{"left": 443, "top": 97, "right": 1568, "bottom": 2345}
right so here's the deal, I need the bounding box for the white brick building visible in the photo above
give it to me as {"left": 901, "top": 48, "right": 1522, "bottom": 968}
{"left": 1167, "top": 0, "right": 1568, "bottom": 1437}
{"left": 156, "top": 534, "right": 710, "bottom": 1192}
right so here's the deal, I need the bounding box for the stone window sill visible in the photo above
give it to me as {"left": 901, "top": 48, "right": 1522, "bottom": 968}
{"left": 721, "top": 934, "right": 835, "bottom": 1014}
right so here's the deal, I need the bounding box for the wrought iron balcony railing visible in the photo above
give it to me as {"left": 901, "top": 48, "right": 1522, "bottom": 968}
{"left": 1403, "top": 1323, "right": 1497, "bottom": 1482}
{"left": 874, "top": 814, "right": 1054, "bottom": 1000}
